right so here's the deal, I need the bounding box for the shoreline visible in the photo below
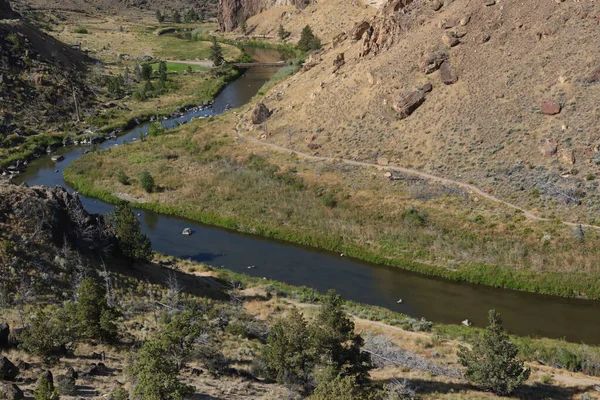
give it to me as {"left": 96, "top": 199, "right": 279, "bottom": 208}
{"left": 61, "top": 170, "right": 600, "bottom": 302}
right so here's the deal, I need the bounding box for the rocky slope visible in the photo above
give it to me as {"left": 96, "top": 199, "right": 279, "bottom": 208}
{"left": 0, "top": 182, "right": 113, "bottom": 296}
{"left": 0, "top": 0, "right": 18, "bottom": 18}
{"left": 0, "top": 15, "right": 94, "bottom": 156}
{"left": 242, "top": 0, "right": 600, "bottom": 222}
{"left": 218, "top": 0, "right": 303, "bottom": 32}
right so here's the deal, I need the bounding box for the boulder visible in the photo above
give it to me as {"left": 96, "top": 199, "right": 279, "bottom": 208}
{"left": 442, "top": 32, "right": 460, "bottom": 47}
{"left": 251, "top": 102, "right": 271, "bottom": 125}
{"left": 560, "top": 150, "right": 575, "bottom": 165}
{"left": 421, "top": 82, "right": 433, "bottom": 93}
{"left": 541, "top": 100, "right": 561, "bottom": 115}
{"left": 0, "top": 323, "right": 9, "bottom": 348}
{"left": 332, "top": 32, "right": 347, "bottom": 47}
{"left": 539, "top": 139, "right": 558, "bottom": 157}
{"left": 483, "top": 0, "right": 496, "bottom": 5}
{"left": 439, "top": 62, "right": 458, "bottom": 85}
{"left": 393, "top": 90, "right": 425, "bottom": 119}
{"left": 351, "top": 21, "right": 371, "bottom": 40}
{"left": 332, "top": 53, "right": 345, "bottom": 73}
{"left": 419, "top": 51, "right": 448, "bottom": 74}
{"left": 431, "top": 0, "right": 443, "bottom": 10}
{"left": 83, "top": 362, "right": 109, "bottom": 376}
{"left": 0, "top": 383, "right": 23, "bottom": 400}
{"left": 0, "top": 0, "right": 18, "bottom": 19}
{"left": 0, "top": 356, "right": 19, "bottom": 380}
{"left": 377, "top": 157, "right": 389, "bottom": 166}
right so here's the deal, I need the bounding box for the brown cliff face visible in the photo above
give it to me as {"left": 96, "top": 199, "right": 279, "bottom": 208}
{"left": 354, "top": 0, "right": 414, "bottom": 57}
{"left": 0, "top": 0, "right": 18, "bottom": 19}
{"left": 218, "top": 0, "right": 304, "bottom": 32}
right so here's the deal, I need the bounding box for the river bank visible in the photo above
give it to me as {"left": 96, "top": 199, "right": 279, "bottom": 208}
{"left": 63, "top": 110, "right": 600, "bottom": 302}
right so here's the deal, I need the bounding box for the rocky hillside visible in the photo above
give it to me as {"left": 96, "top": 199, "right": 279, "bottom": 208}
{"left": 0, "top": 15, "right": 94, "bottom": 154}
{"left": 0, "top": 182, "right": 113, "bottom": 297}
{"left": 242, "top": 0, "right": 600, "bottom": 222}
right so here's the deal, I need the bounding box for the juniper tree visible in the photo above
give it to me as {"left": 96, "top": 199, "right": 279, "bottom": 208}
{"left": 209, "top": 36, "right": 224, "bottom": 66}
{"left": 110, "top": 201, "right": 152, "bottom": 262}
{"left": 297, "top": 25, "right": 321, "bottom": 52}
{"left": 458, "top": 310, "right": 530, "bottom": 395}
{"left": 310, "top": 290, "right": 372, "bottom": 383}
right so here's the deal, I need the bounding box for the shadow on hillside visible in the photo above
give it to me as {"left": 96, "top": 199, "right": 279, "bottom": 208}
{"left": 376, "top": 378, "right": 593, "bottom": 399}
{"left": 106, "top": 257, "right": 229, "bottom": 301}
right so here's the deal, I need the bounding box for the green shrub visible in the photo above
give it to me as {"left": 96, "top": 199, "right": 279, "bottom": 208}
{"left": 148, "top": 122, "right": 166, "bottom": 137}
{"left": 19, "top": 306, "right": 78, "bottom": 360}
{"left": 34, "top": 376, "right": 60, "bottom": 400}
{"left": 109, "top": 387, "right": 129, "bottom": 400}
{"left": 73, "top": 26, "right": 89, "bottom": 34}
{"left": 140, "top": 170, "right": 155, "bottom": 193}
{"left": 401, "top": 207, "right": 427, "bottom": 227}
{"left": 117, "top": 169, "right": 130, "bottom": 185}
{"left": 130, "top": 340, "right": 193, "bottom": 400}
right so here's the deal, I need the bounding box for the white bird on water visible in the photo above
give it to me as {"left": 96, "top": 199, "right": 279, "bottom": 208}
{"left": 396, "top": 299, "right": 403, "bottom": 304}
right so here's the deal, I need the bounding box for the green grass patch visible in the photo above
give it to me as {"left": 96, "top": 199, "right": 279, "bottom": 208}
{"left": 150, "top": 62, "right": 208, "bottom": 73}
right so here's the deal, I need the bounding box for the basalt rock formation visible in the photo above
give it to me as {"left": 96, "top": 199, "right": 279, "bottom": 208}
{"left": 0, "top": 0, "right": 18, "bottom": 19}
{"left": 218, "top": 0, "right": 306, "bottom": 32}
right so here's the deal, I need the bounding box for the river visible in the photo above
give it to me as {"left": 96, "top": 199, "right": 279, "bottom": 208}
{"left": 13, "top": 47, "right": 600, "bottom": 344}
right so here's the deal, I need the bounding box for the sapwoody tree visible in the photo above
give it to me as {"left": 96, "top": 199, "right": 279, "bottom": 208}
{"left": 209, "top": 36, "right": 224, "bottom": 66}
{"left": 110, "top": 201, "right": 152, "bottom": 262}
{"left": 458, "top": 310, "right": 530, "bottom": 395}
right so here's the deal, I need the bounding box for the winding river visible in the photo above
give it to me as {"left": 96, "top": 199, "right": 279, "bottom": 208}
{"left": 14, "top": 47, "right": 600, "bottom": 344}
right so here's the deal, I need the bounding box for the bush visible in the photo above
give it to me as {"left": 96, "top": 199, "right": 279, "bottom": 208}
{"left": 401, "top": 208, "right": 427, "bottom": 227}
{"left": 73, "top": 26, "right": 88, "bottom": 34}
{"left": 458, "top": 310, "right": 530, "bottom": 395}
{"left": 312, "top": 369, "right": 369, "bottom": 400}
{"left": 55, "top": 375, "right": 76, "bottom": 396}
{"left": 130, "top": 340, "right": 193, "bottom": 400}
{"left": 34, "top": 376, "right": 60, "bottom": 400}
{"left": 159, "top": 309, "right": 208, "bottom": 370}
{"left": 20, "top": 306, "right": 78, "bottom": 360}
{"left": 198, "top": 345, "right": 230, "bottom": 375}
{"left": 297, "top": 25, "right": 321, "bottom": 52}
{"left": 147, "top": 122, "right": 166, "bottom": 137}
{"left": 117, "top": 169, "right": 130, "bottom": 185}
{"left": 140, "top": 170, "right": 155, "bottom": 193}
{"left": 109, "top": 387, "right": 129, "bottom": 400}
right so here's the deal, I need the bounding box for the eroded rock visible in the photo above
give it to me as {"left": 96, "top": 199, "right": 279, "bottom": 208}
{"left": 439, "top": 61, "right": 458, "bottom": 85}
{"left": 419, "top": 51, "right": 449, "bottom": 74}
{"left": 393, "top": 90, "right": 425, "bottom": 119}
{"left": 541, "top": 100, "right": 561, "bottom": 115}
{"left": 0, "top": 383, "right": 23, "bottom": 400}
{"left": 251, "top": 102, "right": 271, "bottom": 125}
{"left": 333, "top": 53, "right": 345, "bottom": 73}
{"left": 0, "top": 356, "right": 19, "bottom": 380}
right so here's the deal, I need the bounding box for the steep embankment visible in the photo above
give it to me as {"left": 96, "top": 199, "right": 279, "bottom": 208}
{"left": 0, "top": 9, "right": 94, "bottom": 167}
{"left": 241, "top": 0, "right": 600, "bottom": 223}
{"left": 218, "top": 0, "right": 305, "bottom": 32}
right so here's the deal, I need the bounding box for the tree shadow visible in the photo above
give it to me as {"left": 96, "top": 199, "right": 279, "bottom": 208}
{"left": 106, "top": 257, "right": 228, "bottom": 301}
{"left": 376, "top": 378, "right": 593, "bottom": 399}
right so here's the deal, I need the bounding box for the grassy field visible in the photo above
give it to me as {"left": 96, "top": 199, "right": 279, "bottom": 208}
{"left": 150, "top": 61, "right": 209, "bottom": 72}
{"left": 64, "top": 111, "right": 600, "bottom": 300}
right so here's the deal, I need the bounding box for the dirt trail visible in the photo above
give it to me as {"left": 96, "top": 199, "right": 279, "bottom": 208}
{"left": 236, "top": 119, "right": 599, "bottom": 231}
{"left": 166, "top": 59, "right": 214, "bottom": 67}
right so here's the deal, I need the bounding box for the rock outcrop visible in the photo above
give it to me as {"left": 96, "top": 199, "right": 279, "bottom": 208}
{"left": 357, "top": 0, "right": 415, "bottom": 57}
{"left": 251, "top": 102, "right": 271, "bottom": 124}
{"left": 218, "top": 0, "right": 301, "bottom": 32}
{"left": 0, "top": 0, "right": 18, "bottom": 19}
{"left": 0, "top": 356, "right": 19, "bottom": 380}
